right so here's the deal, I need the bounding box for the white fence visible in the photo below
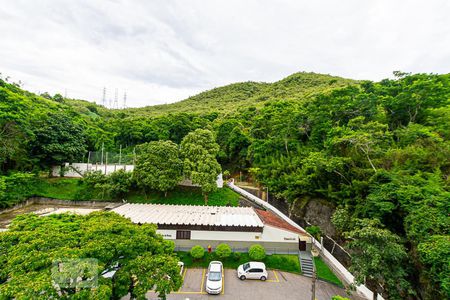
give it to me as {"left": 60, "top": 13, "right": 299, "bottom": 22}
{"left": 52, "top": 163, "right": 224, "bottom": 188}
{"left": 227, "top": 179, "right": 382, "bottom": 300}
{"left": 52, "top": 163, "right": 134, "bottom": 177}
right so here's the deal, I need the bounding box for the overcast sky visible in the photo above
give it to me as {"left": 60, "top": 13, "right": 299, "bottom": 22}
{"left": 0, "top": 0, "right": 449, "bottom": 107}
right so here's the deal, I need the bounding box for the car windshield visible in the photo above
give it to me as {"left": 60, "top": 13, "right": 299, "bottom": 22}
{"left": 243, "top": 263, "right": 250, "bottom": 271}
{"left": 208, "top": 271, "right": 222, "bottom": 281}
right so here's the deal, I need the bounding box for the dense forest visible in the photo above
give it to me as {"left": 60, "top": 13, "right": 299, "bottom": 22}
{"left": 0, "top": 71, "right": 449, "bottom": 299}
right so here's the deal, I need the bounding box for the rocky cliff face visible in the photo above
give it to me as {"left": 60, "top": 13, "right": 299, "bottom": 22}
{"left": 288, "top": 196, "right": 337, "bottom": 237}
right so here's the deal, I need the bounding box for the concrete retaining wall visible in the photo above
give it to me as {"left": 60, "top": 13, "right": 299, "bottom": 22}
{"left": 0, "top": 197, "right": 122, "bottom": 215}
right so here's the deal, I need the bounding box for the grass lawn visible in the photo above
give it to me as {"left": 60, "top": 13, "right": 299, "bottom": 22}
{"left": 34, "top": 178, "right": 240, "bottom": 206}
{"left": 176, "top": 251, "right": 301, "bottom": 274}
{"left": 34, "top": 178, "right": 86, "bottom": 200}
{"left": 314, "top": 257, "right": 343, "bottom": 287}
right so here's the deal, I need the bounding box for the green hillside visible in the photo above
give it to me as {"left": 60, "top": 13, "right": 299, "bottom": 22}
{"left": 123, "top": 72, "right": 357, "bottom": 116}
{"left": 1, "top": 71, "right": 449, "bottom": 299}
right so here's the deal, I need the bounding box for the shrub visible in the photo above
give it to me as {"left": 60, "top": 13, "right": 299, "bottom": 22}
{"left": 190, "top": 245, "right": 205, "bottom": 259}
{"left": 231, "top": 252, "right": 241, "bottom": 261}
{"left": 215, "top": 243, "right": 232, "bottom": 259}
{"left": 306, "top": 225, "right": 322, "bottom": 240}
{"left": 331, "top": 296, "right": 350, "bottom": 300}
{"left": 248, "top": 244, "right": 266, "bottom": 260}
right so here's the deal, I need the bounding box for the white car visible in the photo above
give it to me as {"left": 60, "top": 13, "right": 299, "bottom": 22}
{"left": 237, "top": 262, "right": 268, "bottom": 281}
{"left": 205, "top": 261, "right": 223, "bottom": 294}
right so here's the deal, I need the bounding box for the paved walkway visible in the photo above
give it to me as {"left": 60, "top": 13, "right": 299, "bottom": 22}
{"left": 144, "top": 268, "right": 364, "bottom": 300}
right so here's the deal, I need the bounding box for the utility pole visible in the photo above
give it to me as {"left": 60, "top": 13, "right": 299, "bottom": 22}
{"left": 311, "top": 268, "right": 317, "bottom": 300}
{"left": 101, "top": 142, "right": 104, "bottom": 165}
{"left": 119, "top": 145, "right": 122, "bottom": 165}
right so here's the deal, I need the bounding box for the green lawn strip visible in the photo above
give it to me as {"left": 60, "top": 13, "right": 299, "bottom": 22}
{"left": 314, "top": 257, "right": 343, "bottom": 287}
{"left": 176, "top": 251, "right": 301, "bottom": 274}
{"left": 34, "top": 178, "right": 87, "bottom": 200}
{"left": 33, "top": 178, "right": 240, "bottom": 206}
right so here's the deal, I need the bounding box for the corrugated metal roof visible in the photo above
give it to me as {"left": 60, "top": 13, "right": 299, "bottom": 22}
{"left": 112, "top": 203, "right": 264, "bottom": 228}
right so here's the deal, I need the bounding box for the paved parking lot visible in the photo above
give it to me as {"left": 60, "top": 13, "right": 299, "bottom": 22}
{"left": 145, "top": 268, "right": 364, "bottom": 300}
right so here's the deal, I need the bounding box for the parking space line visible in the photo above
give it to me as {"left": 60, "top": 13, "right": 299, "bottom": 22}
{"left": 173, "top": 268, "right": 207, "bottom": 295}
{"left": 177, "top": 267, "right": 188, "bottom": 292}
{"left": 266, "top": 270, "right": 280, "bottom": 283}
{"left": 221, "top": 274, "right": 225, "bottom": 295}
{"left": 200, "top": 268, "right": 205, "bottom": 293}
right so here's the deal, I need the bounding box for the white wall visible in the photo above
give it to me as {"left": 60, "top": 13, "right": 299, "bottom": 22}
{"left": 157, "top": 225, "right": 301, "bottom": 245}
{"left": 53, "top": 164, "right": 223, "bottom": 188}
{"left": 52, "top": 163, "right": 134, "bottom": 177}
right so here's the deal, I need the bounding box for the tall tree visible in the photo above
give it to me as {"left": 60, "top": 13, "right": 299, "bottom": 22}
{"left": 180, "top": 129, "right": 221, "bottom": 204}
{"left": 134, "top": 140, "right": 183, "bottom": 196}
{"left": 344, "top": 218, "right": 411, "bottom": 300}
{"left": 30, "top": 113, "right": 87, "bottom": 173}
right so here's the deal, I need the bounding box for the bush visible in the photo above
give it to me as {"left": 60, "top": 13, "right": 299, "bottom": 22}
{"left": 306, "top": 225, "right": 322, "bottom": 240}
{"left": 231, "top": 252, "right": 241, "bottom": 261}
{"left": 215, "top": 243, "right": 232, "bottom": 259}
{"left": 248, "top": 244, "right": 266, "bottom": 260}
{"left": 331, "top": 296, "right": 350, "bottom": 300}
{"left": 190, "top": 245, "right": 205, "bottom": 259}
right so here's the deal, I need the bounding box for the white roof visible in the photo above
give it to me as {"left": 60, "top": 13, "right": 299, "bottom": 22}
{"left": 112, "top": 203, "right": 264, "bottom": 228}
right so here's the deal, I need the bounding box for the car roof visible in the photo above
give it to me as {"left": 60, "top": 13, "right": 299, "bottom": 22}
{"left": 209, "top": 261, "right": 222, "bottom": 272}
{"left": 248, "top": 262, "right": 266, "bottom": 268}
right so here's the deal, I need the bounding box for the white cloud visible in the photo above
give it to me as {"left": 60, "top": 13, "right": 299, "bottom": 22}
{"left": 0, "top": 0, "right": 449, "bottom": 107}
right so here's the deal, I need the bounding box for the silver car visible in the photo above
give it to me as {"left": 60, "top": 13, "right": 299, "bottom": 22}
{"left": 205, "top": 261, "right": 223, "bottom": 294}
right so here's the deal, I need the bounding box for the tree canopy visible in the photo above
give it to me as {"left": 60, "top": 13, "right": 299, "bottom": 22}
{"left": 0, "top": 212, "right": 182, "bottom": 300}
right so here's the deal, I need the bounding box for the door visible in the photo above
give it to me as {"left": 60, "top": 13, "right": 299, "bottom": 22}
{"left": 299, "top": 240, "right": 306, "bottom": 251}
{"left": 247, "top": 269, "right": 257, "bottom": 279}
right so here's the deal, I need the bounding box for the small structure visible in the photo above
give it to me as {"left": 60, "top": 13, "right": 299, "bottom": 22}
{"left": 112, "top": 203, "right": 310, "bottom": 253}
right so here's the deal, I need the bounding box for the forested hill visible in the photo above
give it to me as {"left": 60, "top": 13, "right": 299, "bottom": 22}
{"left": 1, "top": 71, "right": 450, "bottom": 299}
{"left": 124, "top": 72, "right": 357, "bottom": 116}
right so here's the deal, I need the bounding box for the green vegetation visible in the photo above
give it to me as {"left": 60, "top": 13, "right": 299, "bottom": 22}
{"left": 177, "top": 251, "right": 300, "bottom": 273}
{"left": 248, "top": 244, "right": 266, "bottom": 261}
{"left": 180, "top": 129, "right": 222, "bottom": 204}
{"left": 215, "top": 243, "right": 232, "bottom": 259}
{"left": 0, "top": 212, "right": 182, "bottom": 299}
{"left": 190, "top": 245, "right": 205, "bottom": 260}
{"left": 34, "top": 177, "right": 240, "bottom": 206}
{"left": 331, "top": 296, "right": 350, "bottom": 300}
{"left": 1, "top": 71, "right": 449, "bottom": 298}
{"left": 134, "top": 140, "right": 183, "bottom": 196}
{"left": 314, "top": 257, "right": 343, "bottom": 287}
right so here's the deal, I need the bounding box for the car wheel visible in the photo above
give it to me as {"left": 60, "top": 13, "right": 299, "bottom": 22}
{"left": 240, "top": 275, "right": 246, "bottom": 280}
{"left": 260, "top": 276, "right": 267, "bottom": 281}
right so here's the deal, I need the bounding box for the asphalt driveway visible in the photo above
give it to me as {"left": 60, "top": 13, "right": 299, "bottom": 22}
{"left": 144, "top": 268, "right": 364, "bottom": 300}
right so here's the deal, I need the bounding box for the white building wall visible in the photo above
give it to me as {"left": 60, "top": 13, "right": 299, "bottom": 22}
{"left": 157, "top": 225, "right": 302, "bottom": 245}
{"left": 53, "top": 164, "right": 223, "bottom": 188}
{"left": 52, "top": 163, "right": 134, "bottom": 177}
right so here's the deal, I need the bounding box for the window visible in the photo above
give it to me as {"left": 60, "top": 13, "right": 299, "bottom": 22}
{"left": 176, "top": 230, "right": 191, "bottom": 239}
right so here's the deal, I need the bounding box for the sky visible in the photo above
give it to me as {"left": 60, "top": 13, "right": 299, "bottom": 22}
{"left": 0, "top": 0, "right": 449, "bottom": 108}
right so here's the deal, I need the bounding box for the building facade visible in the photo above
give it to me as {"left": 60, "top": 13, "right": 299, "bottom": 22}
{"left": 112, "top": 203, "right": 311, "bottom": 253}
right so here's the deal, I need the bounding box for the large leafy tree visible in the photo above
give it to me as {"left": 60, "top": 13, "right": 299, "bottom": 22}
{"left": 0, "top": 212, "right": 182, "bottom": 299}
{"left": 31, "top": 113, "right": 87, "bottom": 172}
{"left": 134, "top": 140, "right": 183, "bottom": 196}
{"left": 180, "top": 129, "right": 221, "bottom": 204}
{"left": 343, "top": 218, "right": 411, "bottom": 300}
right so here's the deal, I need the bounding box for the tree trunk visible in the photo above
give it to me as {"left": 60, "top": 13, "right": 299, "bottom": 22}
{"left": 204, "top": 193, "right": 208, "bottom": 205}
{"left": 164, "top": 191, "right": 168, "bottom": 198}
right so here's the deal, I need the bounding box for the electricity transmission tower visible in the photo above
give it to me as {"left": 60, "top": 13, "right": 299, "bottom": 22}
{"left": 102, "top": 87, "right": 106, "bottom": 107}
{"left": 113, "top": 88, "right": 119, "bottom": 109}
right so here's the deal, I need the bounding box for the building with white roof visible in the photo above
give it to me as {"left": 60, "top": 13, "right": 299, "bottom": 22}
{"left": 112, "top": 203, "right": 311, "bottom": 253}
